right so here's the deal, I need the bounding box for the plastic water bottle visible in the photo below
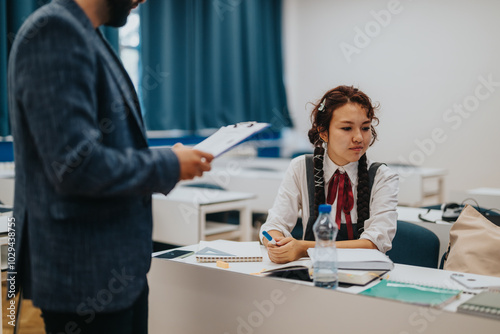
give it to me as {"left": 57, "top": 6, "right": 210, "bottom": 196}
{"left": 313, "top": 204, "right": 338, "bottom": 289}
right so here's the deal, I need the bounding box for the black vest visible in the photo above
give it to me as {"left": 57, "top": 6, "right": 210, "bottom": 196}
{"left": 303, "top": 154, "right": 385, "bottom": 241}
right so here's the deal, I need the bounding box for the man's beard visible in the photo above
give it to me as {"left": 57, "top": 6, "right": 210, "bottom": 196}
{"left": 105, "top": 0, "right": 134, "bottom": 27}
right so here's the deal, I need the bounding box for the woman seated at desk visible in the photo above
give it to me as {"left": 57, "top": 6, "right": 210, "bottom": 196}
{"left": 260, "top": 85, "right": 399, "bottom": 263}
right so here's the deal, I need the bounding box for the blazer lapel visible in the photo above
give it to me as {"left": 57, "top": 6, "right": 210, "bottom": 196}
{"left": 95, "top": 30, "right": 148, "bottom": 144}
{"left": 55, "top": 0, "right": 148, "bottom": 146}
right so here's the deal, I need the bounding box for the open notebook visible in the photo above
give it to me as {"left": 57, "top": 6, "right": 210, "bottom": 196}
{"left": 195, "top": 240, "right": 263, "bottom": 263}
{"left": 307, "top": 248, "right": 394, "bottom": 271}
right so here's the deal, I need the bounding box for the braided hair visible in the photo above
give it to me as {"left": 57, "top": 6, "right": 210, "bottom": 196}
{"left": 307, "top": 86, "right": 379, "bottom": 236}
{"left": 356, "top": 153, "right": 370, "bottom": 236}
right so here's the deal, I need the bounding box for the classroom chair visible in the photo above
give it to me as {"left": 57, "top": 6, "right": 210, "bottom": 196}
{"left": 386, "top": 220, "right": 440, "bottom": 269}
{"left": 439, "top": 252, "right": 448, "bottom": 270}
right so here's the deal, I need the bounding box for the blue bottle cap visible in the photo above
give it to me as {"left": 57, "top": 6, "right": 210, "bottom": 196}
{"left": 318, "top": 204, "right": 332, "bottom": 213}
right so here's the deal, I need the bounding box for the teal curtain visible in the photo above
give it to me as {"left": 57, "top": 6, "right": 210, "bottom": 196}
{"left": 0, "top": 4, "right": 7, "bottom": 136}
{"left": 0, "top": 1, "right": 118, "bottom": 137}
{"left": 140, "top": 0, "right": 291, "bottom": 132}
{"left": 1, "top": 0, "right": 52, "bottom": 136}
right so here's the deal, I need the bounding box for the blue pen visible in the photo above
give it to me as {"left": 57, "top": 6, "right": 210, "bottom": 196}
{"left": 262, "top": 231, "right": 276, "bottom": 245}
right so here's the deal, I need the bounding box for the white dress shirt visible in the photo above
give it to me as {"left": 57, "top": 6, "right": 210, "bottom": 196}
{"left": 259, "top": 153, "right": 399, "bottom": 253}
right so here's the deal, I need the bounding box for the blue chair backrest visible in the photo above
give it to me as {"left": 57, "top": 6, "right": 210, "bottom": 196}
{"left": 386, "top": 220, "right": 440, "bottom": 268}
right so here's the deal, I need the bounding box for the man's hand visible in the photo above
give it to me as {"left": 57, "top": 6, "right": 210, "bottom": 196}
{"left": 172, "top": 143, "right": 213, "bottom": 180}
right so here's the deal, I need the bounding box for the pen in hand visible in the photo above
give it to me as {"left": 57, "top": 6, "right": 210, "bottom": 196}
{"left": 262, "top": 231, "right": 277, "bottom": 246}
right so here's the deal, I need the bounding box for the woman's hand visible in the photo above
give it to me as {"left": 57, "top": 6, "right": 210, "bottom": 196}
{"left": 267, "top": 237, "right": 307, "bottom": 264}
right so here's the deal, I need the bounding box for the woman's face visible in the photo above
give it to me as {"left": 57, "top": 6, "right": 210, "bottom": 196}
{"left": 319, "top": 103, "right": 372, "bottom": 166}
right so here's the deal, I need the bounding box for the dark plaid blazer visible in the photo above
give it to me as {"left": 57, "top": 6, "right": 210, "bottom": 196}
{"left": 8, "top": 0, "right": 179, "bottom": 312}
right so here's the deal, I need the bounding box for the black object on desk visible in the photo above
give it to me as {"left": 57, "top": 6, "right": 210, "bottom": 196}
{"left": 485, "top": 215, "right": 500, "bottom": 227}
{"left": 155, "top": 250, "right": 194, "bottom": 260}
{"left": 0, "top": 206, "right": 12, "bottom": 213}
{"left": 265, "top": 268, "right": 312, "bottom": 282}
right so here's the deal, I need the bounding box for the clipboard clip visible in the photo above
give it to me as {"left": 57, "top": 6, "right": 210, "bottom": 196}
{"left": 233, "top": 121, "right": 256, "bottom": 128}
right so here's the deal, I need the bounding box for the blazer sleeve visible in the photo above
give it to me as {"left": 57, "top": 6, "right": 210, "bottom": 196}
{"left": 11, "top": 14, "right": 179, "bottom": 197}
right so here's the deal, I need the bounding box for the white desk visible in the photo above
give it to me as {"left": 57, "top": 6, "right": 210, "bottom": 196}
{"left": 152, "top": 186, "right": 255, "bottom": 246}
{"left": 466, "top": 188, "right": 500, "bottom": 208}
{"left": 184, "top": 156, "right": 289, "bottom": 214}
{"left": 0, "top": 215, "right": 9, "bottom": 271}
{"left": 390, "top": 165, "right": 447, "bottom": 207}
{"left": 450, "top": 188, "right": 500, "bottom": 210}
{"left": 0, "top": 169, "right": 14, "bottom": 206}
{"left": 397, "top": 206, "right": 453, "bottom": 262}
{"left": 148, "top": 246, "right": 500, "bottom": 334}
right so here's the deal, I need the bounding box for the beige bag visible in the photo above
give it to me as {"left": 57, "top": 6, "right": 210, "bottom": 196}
{"left": 444, "top": 205, "right": 500, "bottom": 277}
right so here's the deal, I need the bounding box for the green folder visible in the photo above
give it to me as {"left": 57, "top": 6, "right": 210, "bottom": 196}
{"left": 360, "top": 280, "right": 461, "bottom": 307}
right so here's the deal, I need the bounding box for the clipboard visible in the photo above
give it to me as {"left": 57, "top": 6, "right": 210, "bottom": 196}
{"left": 193, "top": 122, "right": 270, "bottom": 157}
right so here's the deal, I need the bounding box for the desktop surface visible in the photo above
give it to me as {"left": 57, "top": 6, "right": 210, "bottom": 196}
{"left": 148, "top": 244, "right": 500, "bottom": 334}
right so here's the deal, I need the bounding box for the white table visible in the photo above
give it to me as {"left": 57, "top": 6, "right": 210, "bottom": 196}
{"left": 0, "top": 212, "right": 11, "bottom": 271}
{"left": 148, "top": 245, "right": 500, "bottom": 334}
{"left": 450, "top": 188, "right": 500, "bottom": 210}
{"left": 152, "top": 186, "right": 256, "bottom": 246}
{"left": 0, "top": 169, "right": 14, "bottom": 206}
{"left": 390, "top": 165, "right": 447, "bottom": 207}
{"left": 183, "top": 156, "right": 289, "bottom": 214}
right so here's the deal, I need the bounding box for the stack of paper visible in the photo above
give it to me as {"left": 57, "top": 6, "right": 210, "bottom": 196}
{"left": 307, "top": 248, "right": 394, "bottom": 271}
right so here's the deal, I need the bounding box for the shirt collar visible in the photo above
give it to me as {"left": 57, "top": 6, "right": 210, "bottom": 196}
{"left": 323, "top": 150, "right": 359, "bottom": 186}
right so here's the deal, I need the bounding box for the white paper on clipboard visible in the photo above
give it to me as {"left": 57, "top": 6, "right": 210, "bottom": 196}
{"left": 193, "top": 122, "right": 270, "bottom": 157}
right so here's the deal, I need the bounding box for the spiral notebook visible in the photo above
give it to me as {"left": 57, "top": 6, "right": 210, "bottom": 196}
{"left": 195, "top": 240, "right": 263, "bottom": 263}
{"left": 457, "top": 290, "right": 500, "bottom": 320}
{"left": 360, "top": 279, "right": 462, "bottom": 307}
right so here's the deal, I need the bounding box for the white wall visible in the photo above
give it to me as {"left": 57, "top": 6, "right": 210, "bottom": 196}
{"left": 282, "top": 0, "right": 500, "bottom": 200}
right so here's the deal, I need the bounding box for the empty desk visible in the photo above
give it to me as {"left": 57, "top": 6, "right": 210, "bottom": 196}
{"left": 152, "top": 186, "right": 255, "bottom": 246}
